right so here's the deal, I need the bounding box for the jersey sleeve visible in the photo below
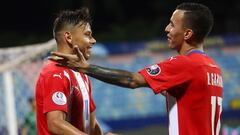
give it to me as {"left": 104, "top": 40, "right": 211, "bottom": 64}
{"left": 87, "top": 77, "right": 96, "bottom": 113}
{"left": 139, "top": 56, "right": 192, "bottom": 94}
{"left": 42, "top": 70, "right": 70, "bottom": 114}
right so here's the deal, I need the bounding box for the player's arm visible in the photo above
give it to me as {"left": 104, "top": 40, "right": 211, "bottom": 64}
{"left": 47, "top": 110, "right": 88, "bottom": 135}
{"left": 50, "top": 46, "right": 148, "bottom": 89}
{"left": 85, "top": 65, "right": 147, "bottom": 88}
{"left": 90, "top": 112, "right": 102, "bottom": 135}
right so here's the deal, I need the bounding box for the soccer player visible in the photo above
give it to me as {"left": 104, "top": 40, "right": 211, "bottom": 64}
{"left": 35, "top": 8, "right": 102, "bottom": 135}
{"left": 50, "top": 2, "right": 223, "bottom": 135}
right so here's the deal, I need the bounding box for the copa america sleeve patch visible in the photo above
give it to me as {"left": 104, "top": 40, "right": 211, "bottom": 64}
{"left": 146, "top": 64, "right": 161, "bottom": 76}
{"left": 52, "top": 91, "right": 67, "bottom": 105}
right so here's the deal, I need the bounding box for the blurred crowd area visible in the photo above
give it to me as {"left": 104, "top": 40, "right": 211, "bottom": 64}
{"left": 0, "top": 35, "right": 240, "bottom": 135}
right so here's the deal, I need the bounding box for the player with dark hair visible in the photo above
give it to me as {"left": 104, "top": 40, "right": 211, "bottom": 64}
{"left": 50, "top": 2, "right": 223, "bottom": 135}
{"left": 36, "top": 8, "right": 103, "bottom": 135}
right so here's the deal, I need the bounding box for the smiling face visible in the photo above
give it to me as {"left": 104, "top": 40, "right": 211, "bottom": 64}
{"left": 165, "top": 10, "right": 186, "bottom": 51}
{"left": 70, "top": 23, "right": 96, "bottom": 60}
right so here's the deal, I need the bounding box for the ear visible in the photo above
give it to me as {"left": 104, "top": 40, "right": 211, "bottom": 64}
{"left": 184, "top": 29, "right": 193, "bottom": 40}
{"left": 64, "top": 32, "right": 73, "bottom": 46}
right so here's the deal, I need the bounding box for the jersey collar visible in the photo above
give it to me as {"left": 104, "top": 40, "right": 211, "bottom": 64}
{"left": 187, "top": 50, "right": 206, "bottom": 56}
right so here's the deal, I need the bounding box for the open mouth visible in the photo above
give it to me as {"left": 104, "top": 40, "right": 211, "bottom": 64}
{"left": 167, "top": 37, "right": 171, "bottom": 42}
{"left": 167, "top": 35, "right": 171, "bottom": 41}
{"left": 87, "top": 47, "right": 92, "bottom": 52}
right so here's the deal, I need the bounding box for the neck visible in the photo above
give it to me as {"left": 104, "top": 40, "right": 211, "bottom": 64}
{"left": 178, "top": 42, "right": 204, "bottom": 55}
{"left": 57, "top": 43, "right": 73, "bottom": 54}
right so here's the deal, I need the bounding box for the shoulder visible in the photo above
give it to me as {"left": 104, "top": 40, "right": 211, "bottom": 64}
{"left": 41, "top": 61, "right": 67, "bottom": 76}
{"left": 39, "top": 61, "right": 71, "bottom": 82}
{"left": 153, "top": 55, "right": 195, "bottom": 74}
{"left": 162, "top": 55, "right": 192, "bottom": 66}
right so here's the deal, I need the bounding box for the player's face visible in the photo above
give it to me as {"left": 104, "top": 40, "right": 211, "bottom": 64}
{"left": 71, "top": 23, "right": 96, "bottom": 60}
{"left": 165, "top": 10, "right": 186, "bottom": 51}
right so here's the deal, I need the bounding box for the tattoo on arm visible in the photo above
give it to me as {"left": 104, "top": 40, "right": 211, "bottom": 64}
{"left": 85, "top": 65, "right": 136, "bottom": 88}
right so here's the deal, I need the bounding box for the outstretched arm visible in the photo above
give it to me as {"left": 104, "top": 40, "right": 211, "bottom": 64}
{"left": 84, "top": 64, "right": 147, "bottom": 88}
{"left": 49, "top": 46, "right": 148, "bottom": 89}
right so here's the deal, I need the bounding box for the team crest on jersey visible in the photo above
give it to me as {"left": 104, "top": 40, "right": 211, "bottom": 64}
{"left": 52, "top": 91, "right": 67, "bottom": 105}
{"left": 146, "top": 64, "right": 161, "bottom": 76}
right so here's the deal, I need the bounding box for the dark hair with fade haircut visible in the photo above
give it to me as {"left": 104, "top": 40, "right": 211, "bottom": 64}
{"left": 176, "top": 2, "right": 214, "bottom": 43}
{"left": 53, "top": 7, "right": 92, "bottom": 39}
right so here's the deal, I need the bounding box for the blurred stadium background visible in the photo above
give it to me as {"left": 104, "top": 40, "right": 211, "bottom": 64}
{"left": 0, "top": 36, "right": 240, "bottom": 135}
{"left": 0, "top": 0, "right": 240, "bottom": 135}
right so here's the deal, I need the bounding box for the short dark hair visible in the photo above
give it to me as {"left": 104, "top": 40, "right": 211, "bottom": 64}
{"left": 53, "top": 7, "right": 92, "bottom": 39}
{"left": 176, "top": 2, "right": 214, "bottom": 43}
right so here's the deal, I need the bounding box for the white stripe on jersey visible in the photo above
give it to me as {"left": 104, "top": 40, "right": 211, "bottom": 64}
{"left": 64, "top": 70, "right": 73, "bottom": 93}
{"left": 64, "top": 70, "right": 70, "bottom": 81}
{"left": 72, "top": 70, "right": 90, "bottom": 133}
{"left": 167, "top": 93, "right": 179, "bottom": 135}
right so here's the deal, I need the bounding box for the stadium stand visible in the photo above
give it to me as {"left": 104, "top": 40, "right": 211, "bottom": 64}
{"left": 0, "top": 36, "right": 240, "bottom": 134}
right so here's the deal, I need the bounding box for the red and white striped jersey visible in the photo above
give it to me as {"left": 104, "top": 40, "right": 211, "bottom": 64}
{"left": 36, "top": 61, "right": 96, "bottom": 135}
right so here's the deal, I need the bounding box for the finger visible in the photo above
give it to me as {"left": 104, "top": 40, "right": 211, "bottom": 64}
{"left": 55, "top": 63, "right": 64, "bottom": 67}
{"left": 51, "top": 51, "right": 71, "bottom": 59}
{"left": 73, "top": 46, "right": 86, "bottom": 61}
{"left": 48, "top": 56, "right": 64, "bottom": 62}
{"left": 48, "top": 57, "right": 69, "bottom": 66}
{"left": 55, "top": 63, "right": 71, "bottom": 69}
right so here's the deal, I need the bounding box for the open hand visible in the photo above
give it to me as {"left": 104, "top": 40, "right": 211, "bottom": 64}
{"left": 48, "top": 45, "right": 89, "bottom": 72}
